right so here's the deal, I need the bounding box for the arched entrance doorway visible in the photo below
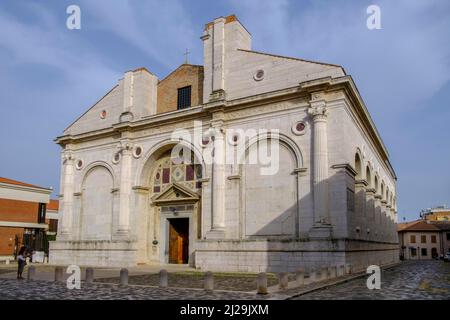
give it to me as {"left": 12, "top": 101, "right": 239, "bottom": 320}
{"left": 147, "top": 148, "right": 203, "bottom": 264}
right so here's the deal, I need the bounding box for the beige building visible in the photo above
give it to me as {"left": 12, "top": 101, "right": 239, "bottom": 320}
{"left": 49, "top": 15, "right": 398, "bottom": 272}
{"left": 421, "top": 206, "right": 450, "bottom": 221}
{"left": 398, "top": 220, "right": 441, "bottom": 260}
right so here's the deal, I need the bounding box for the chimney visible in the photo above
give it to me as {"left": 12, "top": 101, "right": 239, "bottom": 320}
{"left": 201, "top": 15, "right": 251, "bottom": 102}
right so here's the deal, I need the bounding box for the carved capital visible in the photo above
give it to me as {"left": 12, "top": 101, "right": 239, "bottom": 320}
{"left": 117, "top": 140, "right": 134, "bottom": 155}
{"left": 308, "top": 103, "right": 327, "bottom": 120}
{"left": 62, "top": 152, "right": 74, "bottom": 164}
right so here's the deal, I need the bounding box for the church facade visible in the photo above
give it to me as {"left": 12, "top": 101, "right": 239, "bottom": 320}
{"left": 49, "top": 15, "right": 399, "bottom": 272}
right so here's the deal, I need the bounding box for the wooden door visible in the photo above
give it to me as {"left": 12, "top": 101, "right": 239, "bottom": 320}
{"left": 168, "top": 218, "right": 189, "bottom": 264}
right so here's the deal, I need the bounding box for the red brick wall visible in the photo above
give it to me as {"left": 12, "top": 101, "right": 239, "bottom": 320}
{"left": 0, "top": 227, "right": 23, "bottom": 256}
{"left": 157, "top": 65, "right": 204, "bottom": 113}
{"left": 0, "top": 198, "right": 40, "bottom": 256}
{"left": 0, "top": 198, "right": 39, "bottom": 223}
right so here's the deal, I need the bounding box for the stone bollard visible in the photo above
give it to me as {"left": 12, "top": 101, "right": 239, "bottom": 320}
{"left": 159, "top": 269, "right": 168, "bottom": 288}
{"left": 54, "top": 266, "right": 64, "bottom": 282}
{"left": 295, "top": 269, "right": 305, "bottom": 286}
{"left": 85, "top": 267, "right": 94, "bottom": 285}
{"left": 44, "top": 256, "right": 48, "bottom": 264}
{"left": 256, "top": 273, "right": 268, "bottom": 295}
{"left": 278, "top": 272, "right": 289, "bottom": 290}
{"left": 329, "top": 266, "right": 337, "bottom": 279}
{"left": 321, "top": 267, "right": 329, "bottom": 281}
{"left": 309, "top": 270, "right": 317, "bottom": 283}
{"left": 338, "top": 265, "right": 345, "bottom": 277}
{"left": 5, "top": 258, "right": 10, "bottom": 265}
{"left": 120, "top": 268, "right": 128, "bottom": 286}
{"left": 204, "top": 271, "right": 214, "bottom": 291}
{"left": 345, "top": 264, "right": 352, "bottom": 275}
{"left": 27, "top": 266, "right": 36, "bottom": 280}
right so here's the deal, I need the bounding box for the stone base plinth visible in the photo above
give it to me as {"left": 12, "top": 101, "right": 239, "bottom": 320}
{"left": 49, "top": 240, "right": 138, "bottom": 267}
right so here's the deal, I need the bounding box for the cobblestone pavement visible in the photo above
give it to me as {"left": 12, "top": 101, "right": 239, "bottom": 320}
{"left": 0, "top": 278, "right": 272, "bottom": 300}
{"left": 293, "top": 260, "right": 450, "bottom": 300}
{"left": 95, "top": 271, "right": 286, "bottom": 292}
{"left": 0, "top": 261, "right": 448, "bottom": 300}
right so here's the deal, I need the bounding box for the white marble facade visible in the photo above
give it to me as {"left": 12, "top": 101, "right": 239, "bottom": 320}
{"left": 49, "top": 15, "right": 399, "bottom": 272}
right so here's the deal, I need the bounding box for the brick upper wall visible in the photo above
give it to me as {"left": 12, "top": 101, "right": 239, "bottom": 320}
{"left": 0, "top": 227, "right": 23, "bottom": 256}
{"left": 157, "top": 64, "right": 204, "bottom": 114}
{"left": 0, "top": 198, "right": 39, "bottom": 223}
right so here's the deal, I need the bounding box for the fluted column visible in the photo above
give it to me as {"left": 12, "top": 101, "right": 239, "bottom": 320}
{"left": 60, "top": 151, "right": 74, "bottom": 237}
{"left": 308, "top": 95, "right": 332, "bottom": 238}
{"left": 207, "top": 123, "right": 226, "bottom": 238}
{"left": 117, "top": 141, "right": 133, "bottom": 235}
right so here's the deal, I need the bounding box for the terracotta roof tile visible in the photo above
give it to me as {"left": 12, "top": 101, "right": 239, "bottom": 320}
{"left": 0, "top": 177, "right": 43, "bottom": 189}
{"left": 397, "top": 220, "right": 440, "bottom": 232}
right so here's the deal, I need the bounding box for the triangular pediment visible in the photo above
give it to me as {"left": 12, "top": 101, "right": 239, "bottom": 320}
{"left": 152, "top": 183, "right": 199, "bottom": 204}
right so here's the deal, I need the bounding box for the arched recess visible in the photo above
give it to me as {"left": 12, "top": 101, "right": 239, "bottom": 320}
{"left": 240, "top": 133, "right": 302, "bottom": 238}
{"left": 136, "top": 140, "right": 206, "bottom": 265}
{"left": 374, "top": 175, "right": 379, "bottom": 194}
{"left": 354, "top": 152, "right": 362, "bottom": 180}
{"left": 80, "top": 164, "right": 114, "bottom": 240}
{"left": 366, "top": 165, "right": 372, "bottom": 188}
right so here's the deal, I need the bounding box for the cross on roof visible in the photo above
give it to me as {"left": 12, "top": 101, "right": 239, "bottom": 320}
{"left": 183, "top": 48, "right": 190, "bottom": 64}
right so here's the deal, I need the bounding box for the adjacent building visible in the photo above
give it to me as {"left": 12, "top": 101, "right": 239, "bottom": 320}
{"left": 0, "top": 177, "right": 58, "bottom": 262}
{"left": 398, "top": 220, "right": 450, "bottom": 260}
{"left": 421, "top": 206, "right": 450, "bottom": 221}
{"left": 50, "top": 15, "right": 398, "bottom": 272}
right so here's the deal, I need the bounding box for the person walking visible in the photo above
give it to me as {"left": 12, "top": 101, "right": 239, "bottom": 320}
{"left": 17, "top": 246, "right": 27, "bottom": 280}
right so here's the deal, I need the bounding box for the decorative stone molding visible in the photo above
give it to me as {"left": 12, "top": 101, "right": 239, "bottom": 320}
{"left": 293, "top": 167, "right": 308, "bottom": 176}
{"left": 227, "top": 175, "right": 241, "bottom": 180}
{"left": 332, "top": 163, "right": 357, "bottom": 177}
{"left": 119, "top": 111, "right": 134, "bottom": 123}
{"left": 132, "top": 186, "right": 150, "bottom": 194}
{"left": 209, "top": 89, "right": 226, "bottom": 102}
{"left": 366, "top": 188, "right": 376, "bottom": 195}
{"left": 355, "top": 179, "right": 368, "bottom": 187}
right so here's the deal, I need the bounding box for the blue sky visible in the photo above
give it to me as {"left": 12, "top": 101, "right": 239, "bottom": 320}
{"left": 0, "top": 0, "right": 449, "bottom": 221}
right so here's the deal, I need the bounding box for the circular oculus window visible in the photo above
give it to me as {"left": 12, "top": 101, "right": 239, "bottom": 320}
{"left": 228, "top": 132, "right": 240, "bottom": 146}
{"left": 133, "top": 145, "right": 143, "bottom": 158}
{"left": 100, "top": 110, "right": 107, "bottom": 119}
{"left": 292, "top": 121, "right": 307, "bottom": 135}
{"left": 112, "top": 152, "right": 121, "bottom": 164}
{"left": 75, "top": 159, "right": 83, "bottom": 170}
{"left": 201, "top": 136, "right": 210, "bottom": 147}
{"left": 253, "top": 69, "right": 265, "bottom": 81}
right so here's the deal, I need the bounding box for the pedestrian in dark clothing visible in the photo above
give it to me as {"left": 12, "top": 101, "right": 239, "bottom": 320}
{"left": 17, "top": 246, "right": 27, "bottom": 280}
